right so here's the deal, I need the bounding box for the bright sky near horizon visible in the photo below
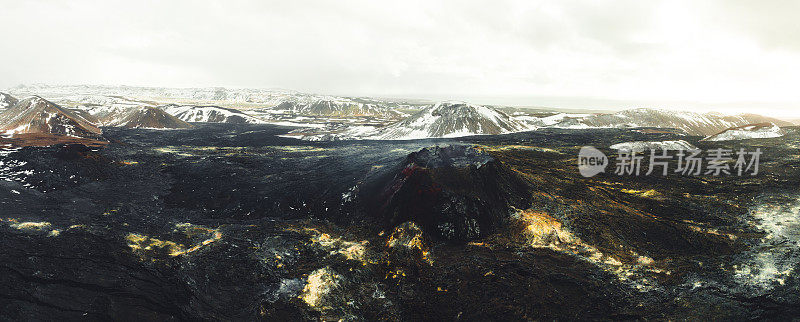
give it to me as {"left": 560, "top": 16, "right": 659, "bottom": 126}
{"left": 1, "top": 0, "right": 800, "bottom": 118}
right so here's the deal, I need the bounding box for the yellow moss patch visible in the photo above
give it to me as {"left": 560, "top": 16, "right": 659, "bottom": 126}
{"left": 385, "top": 267, "right": 407, "bottom": 281}
{"left": 386, "top": 223, "right": 424, "bottom": 249}
{"left": 11, "top": 221, "right": 52, "bottom": 231}
{"left": 126, "top": 223, "right": 224, "bottom": 260}
{"left": 513, "top": 210, "right": 574, "bottom": 246}
{"left": 686, "top": 224, "right": 737, "bottom": 240}
{"left": 170, "top": 223, "right": 224, "bottom": 256}
{"left": 620, "top": 189, "right": 661, "bottom": 198}
{"left": 386, "top": 221, "right": 433, "bottom": 264}
{"left": 152, "top": 147, "right": 194, "bottom": 157}
{"left": 299, "top": 267, "right": 340, "bottom": 309}
{"left": 294, "top": 228, "right": 369, "bottom": 262}
{"left": 125, "top": 233, "right": 186, "bottom": 257}
{"left": 637, "top": 255, "right": 655, "bottom": 265}
{"left": 174, "top": 222, "right": 216, "bottom": 237}
{"left": 174, "top": 231, "right": 223, "bottom": 256}
{"left": 511, "top": 209, "right": 664, "bottom": 290}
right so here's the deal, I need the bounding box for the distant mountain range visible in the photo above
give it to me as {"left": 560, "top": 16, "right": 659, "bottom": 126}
{"left": 273, "top": 98, "right": 409, "bottom": 119}
{"left": 10, "top": 84, "right": 422, "bottom": 119}
{"left": 535, "top": 109, "right": 793, "bottom": 136}
{"left": 607, "top": 110, "right": 790, "bottom": 136}
{"left": 3, "top": 85, "right": 797, "bottom": 143}
{"left": 286, "top": 103, "right": 794, "bottom": 140}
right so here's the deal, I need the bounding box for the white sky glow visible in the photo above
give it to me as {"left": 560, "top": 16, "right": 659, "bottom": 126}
{"left": 1, "top": 0, "right": 799, "bottom": 118}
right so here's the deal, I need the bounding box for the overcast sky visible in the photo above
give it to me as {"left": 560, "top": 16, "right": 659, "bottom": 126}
{"left": 1, "top": 0, "right": 799, "bottom": 118}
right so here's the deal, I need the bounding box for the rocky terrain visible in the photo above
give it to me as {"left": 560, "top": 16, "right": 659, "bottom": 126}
{"left": 1, "top": 120, "right": 799, "bottom": 320}
{"left": 2, "top": 87, "right": 800, "bottom": 320}
{"left": 359, "top": 145, "right": 532, "bottom": 241}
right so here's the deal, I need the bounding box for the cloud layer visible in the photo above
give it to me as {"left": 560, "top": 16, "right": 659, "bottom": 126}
{"left": 1, "top": 0, "right": 799, "bottom": 117}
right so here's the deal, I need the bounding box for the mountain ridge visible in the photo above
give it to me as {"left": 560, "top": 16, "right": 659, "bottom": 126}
{"left": 0, "top": 96, "right": 102, "bottom": 139}
{"left": 158, "top": 104, "right": 265, "bottom": 124}
{"left": 0, "top": 92, "right": 18, "bottom": 109}
{"left": 367, "top": 101, "right": 530, "bottom": 140}
{"left": 93, "top": 106, "right": 193, "bottom": 129}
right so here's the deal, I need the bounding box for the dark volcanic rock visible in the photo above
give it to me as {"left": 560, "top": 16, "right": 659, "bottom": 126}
{"left": 0, "top": 229, "right": 192, "bottom": 320}
{"left": 364, "top": 145, "right": 531, "bottom": 242}
{"left": 2, "top": 124, "right": 799, "bottom": 320}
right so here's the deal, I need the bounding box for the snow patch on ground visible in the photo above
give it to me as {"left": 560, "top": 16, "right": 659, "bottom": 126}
{"left": 703, "top": 124, "right": 785, "bottom": 141}
{"left": 735, "top": 196, "right": 800, "bottom": 289}
{"left": 610, "top": 140, "right": 697, "bottom": 153}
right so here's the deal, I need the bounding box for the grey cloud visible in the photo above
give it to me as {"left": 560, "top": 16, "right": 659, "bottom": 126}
{"left": 1, "top": 0, "right": 799, "bottom": 118}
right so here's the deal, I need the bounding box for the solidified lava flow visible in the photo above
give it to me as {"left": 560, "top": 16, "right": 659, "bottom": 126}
{"left": 1, "top": 123, "right": 800, "bottom": 320}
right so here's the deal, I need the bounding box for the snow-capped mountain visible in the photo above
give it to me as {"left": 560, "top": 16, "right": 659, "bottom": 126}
{"left": 9, "top": 84, "right": 420, "bottom": 118}
{"left": 514, "top": 108, "right": 793, "bottom": 136}
{"left": 284, "top": 106, "right": 795, "bottom": 141}
{"left": 273, "top": 98, "right": 409, "bottom": 119}
{"left": 92, "top": 106, "right": 192, "bottom": 129}
{"left": 7, "top": 85, "right": 795, "bottom": 140}
{"left": 10, "top": 84, "right": 292, "bottom": 105}
{"left": 0, "top": 96, "right": 102, "bottom": 139}
{"left": 366, "top": 101, "right": 530, "bottom": 140}
{"left": 158, "top": 104, "right": 265, "bottom": 124}
{"left": 0, "top": 92, "right": 18, "bottom": 109}
{"left": 702, "top": 123, "right": 786, "bottom": 141}
{"left": 60, "top": 94, "right": 155, "bottom": 111}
